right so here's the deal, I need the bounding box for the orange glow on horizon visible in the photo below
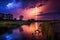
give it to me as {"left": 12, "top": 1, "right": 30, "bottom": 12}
{"left": 16, "top": 5, "right": 45, "bottom": 20}
{"left": 22, "top": 7, "right": 44, "bottom": 20}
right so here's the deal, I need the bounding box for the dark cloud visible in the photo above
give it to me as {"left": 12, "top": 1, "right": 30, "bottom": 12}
{"left": 0, "top": 0, "right": 13, "bottom": 11}
{"left": 37, "top": 11, "right": 60, "bottom": 20}
{"left": 0, "top": 0, "right": 49, "bottom": 11}
{"left": 37, "top": 11, "right": 60, "bottom": 16}
{"left": 0, "top": 0, "right": 12, "bottom": 4}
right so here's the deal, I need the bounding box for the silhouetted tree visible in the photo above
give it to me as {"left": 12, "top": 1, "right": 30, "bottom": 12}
{"left": 0, "top": 13, "right": 4, "bottom": 20}
{"left": 4, "top": 14, "right": 13, "bottom": 20}
{"left": 19, "top": 15, "right": 24, "bottom": 20}
{"left": 27, "top": 19, "right": 35, "bottom": 25}
{"left": 14, "top": 18, "right": 16, "bottom": 20}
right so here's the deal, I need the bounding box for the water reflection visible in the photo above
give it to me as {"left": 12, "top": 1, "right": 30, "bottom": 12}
{"left": 0, "top": 28, "right": 23, "bottom": 40}
{"left": 0, "top": 22, "right": 42, "bottom": 40}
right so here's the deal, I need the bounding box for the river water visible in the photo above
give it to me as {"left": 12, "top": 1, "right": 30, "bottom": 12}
{"left": 0, "top": 22, "right": 43, "bottom": 40}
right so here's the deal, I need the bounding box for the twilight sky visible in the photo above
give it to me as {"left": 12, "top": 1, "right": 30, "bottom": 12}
{"left": 0, "top": 0, "right": 60, "bottom": 20}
